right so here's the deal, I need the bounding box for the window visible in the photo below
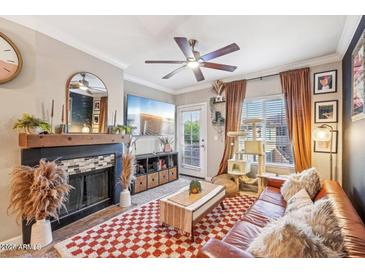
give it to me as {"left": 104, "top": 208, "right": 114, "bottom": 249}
{"left": 241, "top": 96, "right": 294, "bottom": 165}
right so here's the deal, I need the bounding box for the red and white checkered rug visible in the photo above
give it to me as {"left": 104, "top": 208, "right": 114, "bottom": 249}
{"left": 54, "top": 195, "right": 256, "bottom": 258}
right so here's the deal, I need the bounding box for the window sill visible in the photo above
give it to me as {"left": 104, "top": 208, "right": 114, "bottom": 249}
{"left": 250, "top": 162, "right": 295, "bottom": 174}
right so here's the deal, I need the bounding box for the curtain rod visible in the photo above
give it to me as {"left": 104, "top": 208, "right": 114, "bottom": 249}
{"left": 245, "top": 73, "right": 279, "bottom": 81}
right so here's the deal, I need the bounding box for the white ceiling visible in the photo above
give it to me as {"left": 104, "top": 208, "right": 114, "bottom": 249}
{"left": 2, "top": 15, "right": 359, "bottom": 93}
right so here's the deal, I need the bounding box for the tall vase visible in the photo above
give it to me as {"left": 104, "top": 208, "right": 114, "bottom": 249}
{"left": 30, "top": 219, "right": 53, "bottom": 248}
{"left": 119, "top": 189, "right": 131, "bottom": 208}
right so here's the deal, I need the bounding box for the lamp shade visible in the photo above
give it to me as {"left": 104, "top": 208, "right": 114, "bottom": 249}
{"left": 313, "top": 127, "right": 331, "bottom": 141}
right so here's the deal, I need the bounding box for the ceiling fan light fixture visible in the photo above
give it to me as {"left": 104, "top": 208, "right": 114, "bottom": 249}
{"left": 79, "top": 84, "right": 89, "bottom": 91}
{"left": 187, "top": 61, "right": 199, "bottom": 69}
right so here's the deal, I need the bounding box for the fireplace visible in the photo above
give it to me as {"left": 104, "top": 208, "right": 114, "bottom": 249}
{"left": 61, "top": 169, "right": 111, "bottom": 216}
{"left": 20, "top": 143, "right": 123, "bottom": 244}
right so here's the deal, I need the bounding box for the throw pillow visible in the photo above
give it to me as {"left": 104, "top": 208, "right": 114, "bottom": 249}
{"left": 285, "top": 198, "right": 346, "bottom": 257}
{"left": 247, "top": 215, "right": 341, "bottom": 258}
{"left": 280, "top": 167, "right": 321, "bottom": 201}
{"left": 285, "top": 188, "right": 313, "bottom": 215}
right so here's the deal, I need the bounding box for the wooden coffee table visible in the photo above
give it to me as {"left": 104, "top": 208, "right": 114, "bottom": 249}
{"left": 159, "top": 181, "right": 225, "bottom": 241}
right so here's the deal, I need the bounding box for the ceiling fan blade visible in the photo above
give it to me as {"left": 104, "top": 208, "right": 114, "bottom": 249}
{"left": 174, "top": 37, "right": 194, "bottom": 59}
{"left": 145, "top": 60, "right": 186, "bottom": 64}
{"left": 88, "top": 87, "right": 107, "bottom": 93}
{"left": 162, "top": 65, "right": 187, "bottom": 79}
{"left": 201, "top": 62, "right": 237, "bottom": 72}
{"left": 200, "top": 43, "right": 240, "bottom": 61}
{"left": 192, "top": 66, "right": 205, "bottom": 82}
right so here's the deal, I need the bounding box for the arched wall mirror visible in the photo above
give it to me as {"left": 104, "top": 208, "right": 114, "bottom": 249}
{"left": 66, "top": 72, "right": 108, "bottom": 133}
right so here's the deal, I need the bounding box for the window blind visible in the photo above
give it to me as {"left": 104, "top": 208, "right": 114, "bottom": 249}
{"left": 241, "top": 96, "right": 294, "bottom": 165}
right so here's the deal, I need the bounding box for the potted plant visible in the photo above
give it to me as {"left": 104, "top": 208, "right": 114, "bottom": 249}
{"left": 13, "top": 113, "right": 51, "bottom": 134}
{"left": 189, "top": 180, "right": 202, "bottom": 195}
{"left": 159, "top": 136, "right": 174, "bottom": 152}
{"left": 112, "top": 124, "right": 133, "bottom": 135}
{"left": 119, "top": 152, "right": 135, "bottom": 208}
{"left": 8, "top": 160, "right": 72, "bottom": 248}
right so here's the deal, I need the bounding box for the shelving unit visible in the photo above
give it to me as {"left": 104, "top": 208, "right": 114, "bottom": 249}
{"left": 132, "top": 152, "right": 178, "bottom": 194}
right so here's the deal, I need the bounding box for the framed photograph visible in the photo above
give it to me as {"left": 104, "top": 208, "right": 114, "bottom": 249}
{"left": 314, "top": 130, "right": 338, "bottom": 154}
{"left": 314, "top": 100, "right": 338, "bottom": 123}
{"left": 93, "top": 114, "right": 100, "bottom": 125}
{"left": 94, "top": 100, "right": 100, "bottom": 111}
{"left": 352, "top": 29, "right": 365, "bottom": 121}
{"left": 313, "top": 70, "right": 337, "bottom": 94}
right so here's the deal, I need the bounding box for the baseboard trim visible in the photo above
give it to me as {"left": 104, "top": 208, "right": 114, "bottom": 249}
{"left": 0, "top": 235, "right": 22, "bottom": 253}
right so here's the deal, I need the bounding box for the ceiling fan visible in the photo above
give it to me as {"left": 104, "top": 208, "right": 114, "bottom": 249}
{"left": 69, "top": 73, "right": 106, "bottom": 94}
{"left": 145, "top": 37, "right": 240, "bottom": 82}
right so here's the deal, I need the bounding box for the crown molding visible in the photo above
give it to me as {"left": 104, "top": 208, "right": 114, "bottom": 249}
{"left": 1, "top": 16, "right": 129, "bottom": 69}
{"left": 124, "top": 73, "right": 175, "bottom": 94}
{"left": 174, "top": 53, "right": 342, "bottom": 95}
{"left": 337, "top": 15, "right": 362, "bottom": 58}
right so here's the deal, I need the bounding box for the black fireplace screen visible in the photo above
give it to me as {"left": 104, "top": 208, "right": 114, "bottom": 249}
{"left": 60, "top": 168, "right": 110, "bottom": 217}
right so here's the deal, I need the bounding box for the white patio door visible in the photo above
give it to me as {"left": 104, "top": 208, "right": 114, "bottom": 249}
{"left": 177, "top": 103, "right": 207, "bottom": 178}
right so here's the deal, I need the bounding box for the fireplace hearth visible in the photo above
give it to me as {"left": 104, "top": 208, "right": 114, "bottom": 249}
{"left": 20, "top": 143, "right": 123, "bottom": 244}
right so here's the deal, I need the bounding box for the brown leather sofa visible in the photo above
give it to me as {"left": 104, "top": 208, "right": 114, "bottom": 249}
{"left": 198, "top": 177, "right": 365, "bottom": 258}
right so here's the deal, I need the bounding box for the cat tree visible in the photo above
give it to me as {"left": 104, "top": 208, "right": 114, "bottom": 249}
{"left": 227, "top": 118, "right": 266, "bottom": 194}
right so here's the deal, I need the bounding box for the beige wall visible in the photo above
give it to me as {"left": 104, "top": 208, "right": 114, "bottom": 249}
{"left": 0, "top": 18, "right": 124, "bottom": 242}
{"left": 124, "top": 80, "right": 175, "bottom": 155}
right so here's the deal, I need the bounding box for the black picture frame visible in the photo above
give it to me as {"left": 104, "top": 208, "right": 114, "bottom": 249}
{"left": 314, "top": 100, "right": 338, "bottom": 123}
{"left": 314, "top": 130, "right": 338, "bottom": 154}
{"left": 313, "top": 69, "right": 337, "bottom": 95}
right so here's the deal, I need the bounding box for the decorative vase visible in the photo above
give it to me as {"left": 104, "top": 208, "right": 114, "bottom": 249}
{"left": 119, "top": 189, "right": 131, "bottom": 208}
{"left": 164, "top": 144, "right": 172, "bottom": 152}
{"left": 30, "top": 219, "right": 53, "bottom": 248}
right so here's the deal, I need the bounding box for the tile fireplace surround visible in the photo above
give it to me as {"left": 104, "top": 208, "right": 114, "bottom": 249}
{"left": 20, "top": 143, "right": 123, "bottom": 244}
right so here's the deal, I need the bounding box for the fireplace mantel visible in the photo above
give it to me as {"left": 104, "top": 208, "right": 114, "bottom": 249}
{"left": 18, "top": 133, "right": 130, "bottom": 148}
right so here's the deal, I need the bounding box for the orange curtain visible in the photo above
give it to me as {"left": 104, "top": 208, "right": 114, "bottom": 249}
{"left": 99, "top": 96, "right": 108, "bottom": 133}
{"left": 217, "top": 80, "right": 247, "bottom": 175}
{"left": 280, "top": 68, "right": 312, "bottom": 172}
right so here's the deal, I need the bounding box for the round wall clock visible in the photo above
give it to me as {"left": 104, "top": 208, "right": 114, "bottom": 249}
{"left": 0, "top": 32, "right": 23, "bottom": 84}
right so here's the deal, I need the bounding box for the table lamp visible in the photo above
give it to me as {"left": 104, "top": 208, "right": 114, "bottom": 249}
{"left": 312, "top": 124, "right": 334, "bottom": 180}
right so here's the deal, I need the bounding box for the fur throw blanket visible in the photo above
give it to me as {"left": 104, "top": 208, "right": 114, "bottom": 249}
{"left": 248, "top": 197, "right": 346, "bottom": 258}
{"left": 281, "top": 168, "right": 321, "bottom": 201}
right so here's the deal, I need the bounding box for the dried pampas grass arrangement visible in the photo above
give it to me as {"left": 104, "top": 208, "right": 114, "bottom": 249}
{"left": 120, "top": 152, "right": 135, "bottom": 190}
{"left": 8, "top": 159, "right": 72, "bottom": 224}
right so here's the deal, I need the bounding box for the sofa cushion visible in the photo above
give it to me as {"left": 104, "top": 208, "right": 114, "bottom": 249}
{"left": 281, "top": 167, "right": 321, "bottom": 201}
{"left": 259, "top": 186, "right": 287, "bottom": 207}
{"left": 223, "top": 220, "right": 263, "bottom": 251}
{"left": 247, "top": 199, "right": 286, "bottom": 220}
{"left": 285, "top": 188, "right": 312, "bottom": 214}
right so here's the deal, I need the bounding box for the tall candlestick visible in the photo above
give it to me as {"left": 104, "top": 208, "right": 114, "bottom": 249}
{"left": 51, "top": 99, "right": 54, "bottom": 117}
{"left": 114, "top": 110, "right": 117, "bottom": 127}
{"left": 61, "top": 104, "right": 64, "bottom": 124}
{"left": 50, "top": 99, "right": 54, "bottom": 133}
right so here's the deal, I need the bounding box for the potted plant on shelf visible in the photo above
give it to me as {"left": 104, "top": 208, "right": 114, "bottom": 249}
{"left": 8, "top": 160, "right": 72, "bottom": 248}
{"left": 112, "top": 124, "right": 133, "bottom": 135}
{"left": 159, "top": 136, "right": 174, "bottom": 152}
{"left": 119, "top": 152, "right": 135, "bottom": 208}
{"left": 13, "top": 113, "right": 51, "bottom": 134}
